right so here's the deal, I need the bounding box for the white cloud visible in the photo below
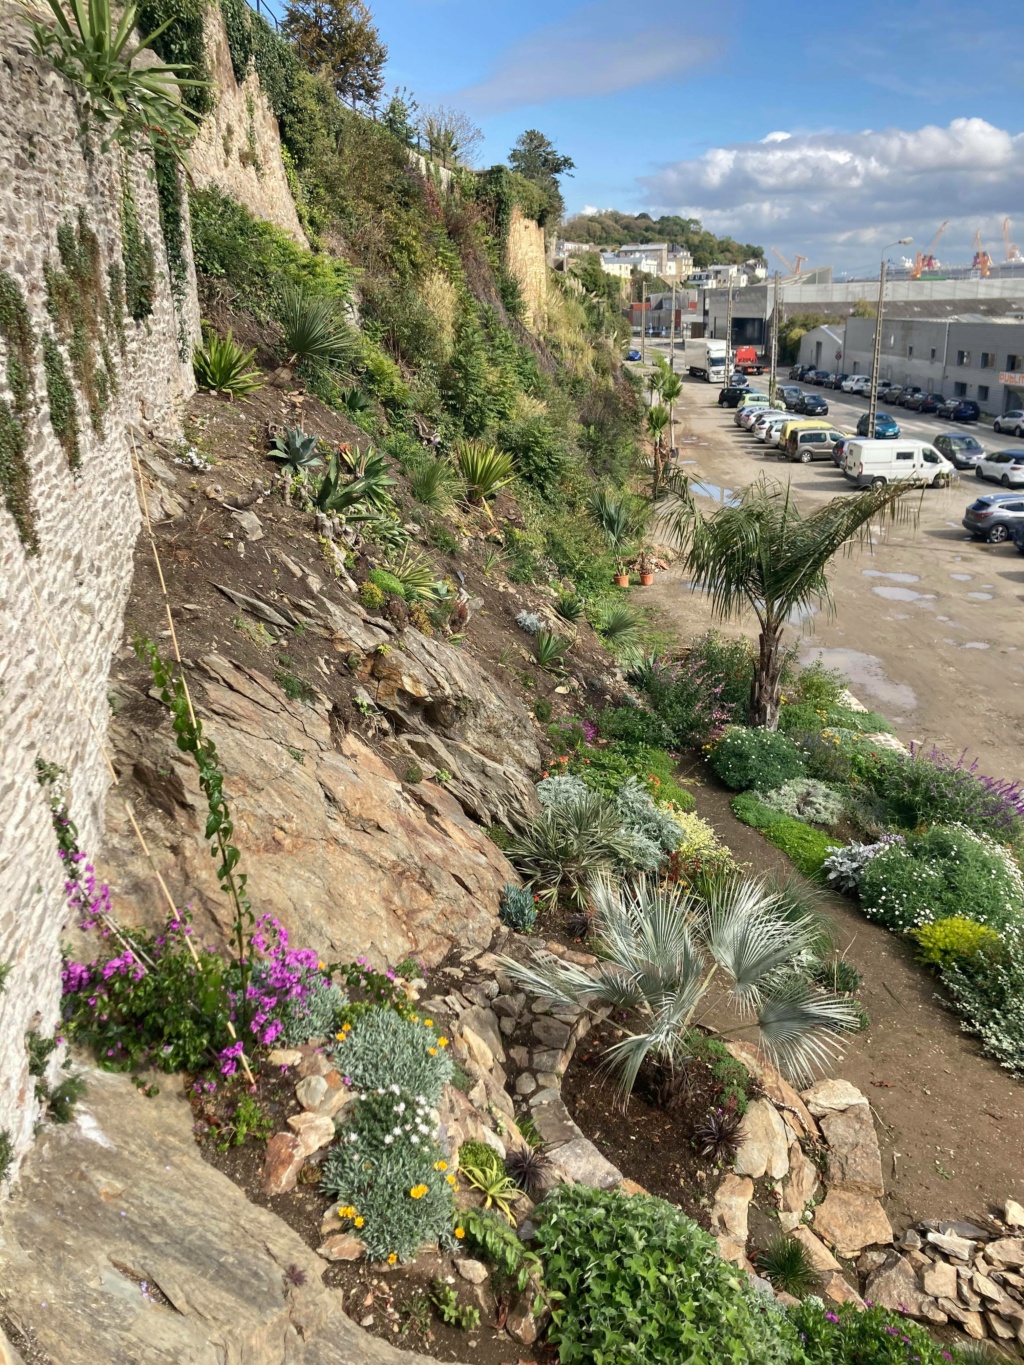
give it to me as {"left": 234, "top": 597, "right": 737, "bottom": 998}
{"left": 455, "top": 0, "right": 722, "bottom": 113}
{"left": 641, "top": 118, "right": 1024, "bottom": 268}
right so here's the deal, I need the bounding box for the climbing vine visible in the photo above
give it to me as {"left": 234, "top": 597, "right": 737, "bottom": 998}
{"left": 0, "top": 268, "right": 38, "bottom": 551}
{"left": 44, "top": 211, "right": 118, "bottom": 436}
{"left": 135, "top": 0, "right": 213, "bottom": 118}
{"left": 121, "top": 174, "right": 157, "bottom": 323}
{"left": 154, "top": 143, "right": 192, "bottom": 356}
{"left": 42, "top": 336, "right": 80, "bottom": 470}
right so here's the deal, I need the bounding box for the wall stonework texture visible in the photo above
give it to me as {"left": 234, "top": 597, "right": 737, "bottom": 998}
{"left": 189, "top": 7, "right": 307, "bottom": 244}
{"left": 0, "top": 6, "right": 198, "bottom": 1173}
{"left": 506, "top": 208, "right": 548, "bottom": 328}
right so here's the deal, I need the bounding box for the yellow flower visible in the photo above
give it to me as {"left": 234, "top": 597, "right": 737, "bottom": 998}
{"left": 409, "top": 1184, "right": 429, "bottom": 1200}
{"left": 354, "top": 1216, "right": 365, "bottom": 1228}
{"left": 428, "top": 1046, "right": 438, "bottom": 1056}
{"left": 339, "top": 1205, "right": 355, "bottom": 1218}
{"left": 318, "top": 961, "right": 326, "bottom": 970}
{"left": 424, "top": 1019, "right": 433, "bottom": 1027}
{"left": 446, "top": 1174, "right": 457, "bottom": 1186}
{"left": 434, "top": 1160, "right": 448, "bottom": 1172}
{"left": 437, "top": 1037, "right": 449, "bottom": 1049}
{"left": 335, "top": 1031, "right": 346, "bottom": 1041}
{"left": 454, "top": 1227, "right": 465, "bottom": 1240}
{"left": 410, "top": 1014, "right": 419, "bottom": 1023}
{"left": 388, "top": 1253, "right": 397, "bottom": 1265}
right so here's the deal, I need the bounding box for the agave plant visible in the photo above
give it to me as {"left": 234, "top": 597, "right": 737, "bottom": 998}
{"left": 502, "top": 875, "right": 859, "bottom": 1099}
{"left": 278, "top": 286, "right": 360, "bottom": 370}
{"left": 267, "top": 427, "right": 322, "bottom": 474}
{"left": 25, "top": 0, "right": 206, "bottom": 152}
{"left": 193, "top": 331, "right": 263, "bottom": 398}
{"left": 313, "top": 449, "right": 393, "bottom": 518}
{"left": 335, "top": 445, "right": 398, "bottom": 512}
{"left": 454, "top": 440, "right": 514, "bottom": 504}
{"left": 387, "top": 551, "right": 442, "bottom": 604}
{"left": 555, "top": 592, "right": 584, "bottom": 624}
{"left": 338, "top": 386, "right": 373, "bottom": 415}
{"left": 505, "top": 790, "right": 639, "bottom": 909}
{"left": 534, "top": 629, "right": 569, "bottom": 670}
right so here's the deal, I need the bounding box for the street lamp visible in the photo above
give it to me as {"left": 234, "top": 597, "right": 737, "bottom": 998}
{"left": 867, "top": 238, "right": 912, "bottom": 436}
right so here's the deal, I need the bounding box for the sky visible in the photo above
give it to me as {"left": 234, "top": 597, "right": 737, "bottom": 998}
{"left": 352, "top": 0, "right": 1024, "bottom": 276}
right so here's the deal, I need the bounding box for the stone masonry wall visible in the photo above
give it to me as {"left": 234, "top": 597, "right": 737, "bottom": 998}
{"left": 506, "top": 208, "right": 548, "bottom": 329}
{"left": 189, "top": 6, "right": 307, "bottom": 244}
{"left": 0, "top": 5, "right": 199, "bottom": 1174}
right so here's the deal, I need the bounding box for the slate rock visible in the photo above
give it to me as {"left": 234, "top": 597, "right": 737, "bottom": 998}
{"left": 733, "top": 1099, "right": 789, "bottom": 1180}
{"left": 865, "top": 1252, "right": 928, "bottom": 1317}
{"left": 820, "top": 1104, "right": 885, "bottom": 1197}
{"left": 814, "top": 1190, "right": 893, "bottom": 1258}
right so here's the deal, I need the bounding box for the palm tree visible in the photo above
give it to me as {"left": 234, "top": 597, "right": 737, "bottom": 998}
{"left": 590, "top": 489, "right": 647, "bottom": 573}
{"left": 670, "top": 476, "right": 917, "bottom": 728}
{"left": 659, "top": 371, "right": 683, "bottom": 452}
{"left": 502, "top": 875, "right": 857, "bottom": 1102}
{"left": 646, "top": 404, "right": 670, "bottom": 496}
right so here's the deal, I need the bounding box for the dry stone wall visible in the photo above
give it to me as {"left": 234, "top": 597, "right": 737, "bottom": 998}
{"left": 0, "top": 4, "right": 198, "bottom": 1173}
{"left": 189, "top": 6, "right": 307, "bottom": 244}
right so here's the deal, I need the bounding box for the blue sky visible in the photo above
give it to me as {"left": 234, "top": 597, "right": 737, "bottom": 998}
{"left": 288, "top": 0, "right": 1024, "bottom": 273}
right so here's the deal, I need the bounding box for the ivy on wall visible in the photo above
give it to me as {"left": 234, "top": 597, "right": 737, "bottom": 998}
{"left": 44, "top": 212, "right": 118, "bottom": 437}
{"left": 154, "top": 143, "right": 192, "bottom": 356}
{"left": 120, "top": 176, "right": 157, "bottom": 323}
{"left": 42, "top": 336, "right": 80, "bottom": 471}
{"left": 136, "top": 0, "right": 213, "bottom": 118}
{"left": 0, "top": 269, "right": 39, "bottom": 552}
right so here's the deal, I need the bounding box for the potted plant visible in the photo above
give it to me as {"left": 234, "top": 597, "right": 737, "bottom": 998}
{"left": 636, "top": 549, "right": 656, "bottom": 586}
{"left": 613, "top": 557, "right": 631, "bottom": 587}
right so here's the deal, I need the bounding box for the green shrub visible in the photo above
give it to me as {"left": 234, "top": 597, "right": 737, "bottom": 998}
{"left": 793, "top": 658, "right": 846, "bottom": 709}
{"left": 368, "top": 568, "right": 406, "bottom": 599}
{"left": 277, "top": 284, "right": 360, "bottom": 369}
{"left": 910, "top": 916, "right": 1002, "bottom": 967}
{"left": 498, "top": 414, "right": 571, "bottom": 497}
{"left": 760, "top": 778, "right": 845, "bottom": 827}
{"left": 359, "top": 581, "right": 386, "bottom": 611}
{"left": 321, "top": 1086, "right": 453, "bottom": 1262}
{"left": 858, "top": 825, "right": 1024, "bottom": 934}
{"left": 567, "top": 740, "right": 695, "bottom": 813}
{"left": 940, "top": 923, "right": 1024, "bottom": 1076}
{"left": 533, "top": 698, "right": 552, "bottom": 723}
{"left": 709, "top": 727, "right": 805, "bottom": 793}
{"left": 454, "top": 439, "right": 514, "bottom": 502}
{"left": 684, "top": 1032, "right": 750, "bottom": 1114}
{"left": 778, "top": 701, "right": 893, "bottom": 737}
{"left": 732, "top": 793, "right": 833, "bottom": 877}
{"left": 755, "top": 1234, "right": 820, "bottom": 1296}
{"left": 598, "top": 704, "right": 671, "bottom": 751}
{"left": 863, "top": 750, "right": 1024, "bottom": 844}
{"left": 331, "top": 1007, "right": 453, "bottom": 1105}
{"left": 535, "top": 1186, "right": 800, "bottom": 1365}
{"left": 791, "top": 1297, "right": 973, "bottom": 1364}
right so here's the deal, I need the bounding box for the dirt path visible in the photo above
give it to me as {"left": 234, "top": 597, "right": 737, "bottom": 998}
{"left": 648, "top": 365, "right": 1024, "bottom": 785}
{"left": 677, "top": 755, "right": 1024, "bottom": 1233}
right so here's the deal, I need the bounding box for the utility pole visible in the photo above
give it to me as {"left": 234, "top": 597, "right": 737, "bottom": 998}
{"left": 640, "top": 278, "right": 647, "bottom": 366}
{"left": 768, "top": 270, "right": 781, "bottom": 405}
{"left": 867, "top": 239, "right": 911, "bottom": 438}
{"left": 668, "top": 282, "right": 677, "bottom": 371}
{"left": 724, "top": 284, "right": 735, "bottom": 378}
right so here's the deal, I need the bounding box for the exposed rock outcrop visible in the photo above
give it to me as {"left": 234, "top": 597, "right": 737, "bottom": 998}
{"left": 100, "top": 655, "right": 517, "bottom": 966}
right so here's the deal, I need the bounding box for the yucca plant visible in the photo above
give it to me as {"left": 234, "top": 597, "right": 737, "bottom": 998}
{"left": 193, "top": 331, "right": 263, "bottom": 398}
{"left": 25, "top": 0, "right": 206, "bottom": 152}
{"left": 755, "top": 1235, "right": 820, "bottom": 1296}
{"left": 502, "top": 875, "right": 859, "bottom": 1099}
{"left": 387, "top": 551, "right": 441, "bottom": 604}
{"left": 409, "top": 458, "right": 462, "bottom": 510}
{"left": 505, "top": 791, "right": 640, "bottom": 909}
{"left": 278, "top": 286, "right": 359, "bottom": 370}
{"left": 267, "top": 427, "right": 322, "bottom": 474}
{"left": 455, "top": 440, "right": 514, "bottom": 504}
{"left": 555, "top": 592, "right": 584, "bottom": 624}
{"left": 338, "top": 386, "right": 373, "bottom": 416}
{"left": 534, "top": 629, "right": 569, "bottom": 670}
{"left": 595, "top": 604, "right": 641, "bottom": 650}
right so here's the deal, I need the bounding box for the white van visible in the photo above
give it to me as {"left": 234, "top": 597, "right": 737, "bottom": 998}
{"left": 843, "top": 439, "right": 954, "bottom": 489}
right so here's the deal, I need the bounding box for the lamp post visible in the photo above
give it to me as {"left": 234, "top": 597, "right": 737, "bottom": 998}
{"left": 867, "top": 238, "right": 912, "bottom": 437}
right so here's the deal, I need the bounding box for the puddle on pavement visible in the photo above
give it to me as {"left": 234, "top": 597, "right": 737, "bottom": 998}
{"left": 966, "top": 592, "right": 994, "bottom": 601}
{"left": 949, "top": 573, "right": 973, "bottom": 581}
{"left": 691, "top": 480, "right": 741, "bottom": 506}
{"left": 787, "top": 603, "right": 819, "bottom": 626}
{"left": 871, "top": 586, "right": 936, "bottom": 602}
{"left": 862, "top": 570, "right": 921, "bottom": 584}
{"left": 799, "top": 648, "right": 917, "bottom": 712}
{"left": 945, "top": 639, "right": 992, "bottom": 650}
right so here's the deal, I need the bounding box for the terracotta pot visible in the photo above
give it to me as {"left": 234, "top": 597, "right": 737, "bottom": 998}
{"left": 613, "top": 573, "right": 630, "bottom": 587}
{"left": 639, "top": 572, "right": 655, "bottom": 586}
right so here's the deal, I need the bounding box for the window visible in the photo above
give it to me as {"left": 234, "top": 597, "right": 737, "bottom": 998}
{"left": 980, "top": 352, "right": 995, "bottom": 369}
{"left": 954, "top": 382, "right": 968, "bottom": 397}
{"left": 979, "top": 385, "right": 990, "bottom": 402}
{"left": 896, "top": 451, "right": 914, "bottom": 461}
{"left": 923, "top": 450, "right": 939, "bottom": 464}
{"left": 956, "top": 350, "right": 971, "bottom": 366}
{"left": 1008, "top": 355, "right": 1024, "bottom": 372}
{"left": 930, "top": 348, "right": 937, "bottom": 362}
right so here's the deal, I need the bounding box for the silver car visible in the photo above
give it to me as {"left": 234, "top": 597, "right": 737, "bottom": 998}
{"left": 933, "top": 433, "right": 985, "bottom": 469}
{"left": 993, "top": 409, "right": 1024, "bottom": 437}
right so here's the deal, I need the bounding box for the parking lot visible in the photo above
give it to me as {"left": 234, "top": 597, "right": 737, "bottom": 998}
{"left": 641, "top": 344, "right": 1024, "bottom": 781}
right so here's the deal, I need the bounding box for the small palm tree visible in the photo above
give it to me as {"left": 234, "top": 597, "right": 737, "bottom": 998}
{"left": 590, "top": 489, "right": 645, "bottom": 573}
{"left": 503, "top": 875, "right": 858, "bottom": 1100}
{"left": 663, "top": 475, "right": 918, "bottom": 728}
{"left": 646, "top": 404, "right": 670, "bottom": 496}
{"left": 659, "top": 371, "right": 683, "bottom": 451}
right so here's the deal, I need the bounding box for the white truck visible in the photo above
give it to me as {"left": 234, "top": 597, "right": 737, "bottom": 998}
{"left": 842, "top": 439, "right": 954, "bottom": 488}
{"left": 687, "top": 338, "right": 728, "bottom": 383}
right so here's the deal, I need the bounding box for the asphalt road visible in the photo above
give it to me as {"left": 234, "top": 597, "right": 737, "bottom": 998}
{"left": 632, "top": 343, "right": 1024, "bottom": 784}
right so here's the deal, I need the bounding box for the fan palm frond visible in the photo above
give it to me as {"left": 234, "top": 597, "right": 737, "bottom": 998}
{"left": 755, "top": 974, "right": 860, "bottom": 1082}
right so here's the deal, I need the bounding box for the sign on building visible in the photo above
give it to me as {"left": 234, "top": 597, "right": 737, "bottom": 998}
{"left": 1000, "top": 372, "right": 1024, "bottom": 387}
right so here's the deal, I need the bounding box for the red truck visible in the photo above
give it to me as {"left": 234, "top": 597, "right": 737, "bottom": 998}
{"left": 733, "top": 345, "right": 764, "bottom": 375}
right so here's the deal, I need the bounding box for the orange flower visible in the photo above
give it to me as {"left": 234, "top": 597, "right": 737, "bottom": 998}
{"left": 434, "top": 1160, "right": 449, "bottom": 1171}
{"left": 454, "top": 1226, "right": 465, "bottom": 1239}
{"left": 387, "top": 1253, "right": 397, "bottom": 1265}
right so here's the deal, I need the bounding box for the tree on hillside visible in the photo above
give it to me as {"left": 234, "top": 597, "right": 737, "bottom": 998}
{"left": 420, "top": 106, "right": 484, "bottom": 167}
{"left": 509, "top": 129, "right": 575, "bottom": 221}
{"left": 777, "top": 312, "right": 839, "bottom": 364}
{"left": 662, "top": 477, "right": 918, "bottom": 728}
{"left": 561, "top": 209, "right": 763, "bottom": 268}
{"left": 283, "top": 0, "right": 386, "bottom": 108}
{"left": 570, "top": 250, "right": 625, "bottom": 306}
{"left": 381, "top": 86, "right": 418, "bottom": 145}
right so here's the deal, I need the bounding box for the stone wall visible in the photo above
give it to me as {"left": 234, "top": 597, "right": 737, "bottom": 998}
{"left": 506, "top": 208, "right": 548, "bottom": 329}
{"left": 189, "top": 6, "right": 307, "bottom": 244}
{"left": 0, "top": 5, "right": 198, "bottom": 1174}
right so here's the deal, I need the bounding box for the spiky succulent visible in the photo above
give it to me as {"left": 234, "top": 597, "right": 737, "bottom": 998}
{"left": 692, "top": 1105, "right": 743, "bottom": 1163}
{"left": 504, "top": 1143, "right": 553, "bottom": 1198}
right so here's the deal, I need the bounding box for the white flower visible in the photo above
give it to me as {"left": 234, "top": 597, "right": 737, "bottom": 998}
{"left": 410, "top": 1135, "right": 419, "bottom": 1145}
{"left": 383, "top": 1135, "right": 394, "bottom": 1145}
{"left": 390, "top": 1084, "right": 400, "bottom": 1094}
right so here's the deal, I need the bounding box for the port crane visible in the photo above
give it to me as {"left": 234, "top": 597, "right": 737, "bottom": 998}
{"left": 909, "top": 221, "right": 948, "bottom": 278}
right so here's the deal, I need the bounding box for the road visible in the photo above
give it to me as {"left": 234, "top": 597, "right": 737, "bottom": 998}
{"left": 636, "top": 342, "right": 1024, "bottom": 785}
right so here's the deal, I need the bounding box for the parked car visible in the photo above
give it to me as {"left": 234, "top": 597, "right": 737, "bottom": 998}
{"left": 808, "top": 370, "right": 831, "bottom": 385}
{"left": 993, "top": 409, "right": 1024, "bottom": 437}
{"left": 797, "top": 393, "right": 829, "bottom": 415}
{"left": 933, "top": 433, "right": 985, "bottom": 469}
{"left": 733, "top": 396, "right": 769, "bottom": 425}
{"left": 783, "top": 389, "right": 806, "bottom": 411}
{"left": 842, "top": 375, "right": 870, "bottom": 394}
{"left": 975, "top": 449, "right": 1024, "bottom": 487}
{"left": 782, "top": 427, "right": 849, "bottom": 463}
{"left": 879, "top": 382, "right": 903, "bottom": 403}
{"left": 1010, "top": 522, "right": 1024, "bottom": 555}
{"left": 964, "top": 494, "right": 1024, "bottom": 543}
{"left": 718, "top": 384, "right": 752, "bottom": 407}
{"left": 830, "top": 373, "right": 850, "bottom": 390}
{"left": 832, "top": 437, "right": 852, "bottom": 469}
{"left": 844, "top": 439, "right": 953, "bottom": 488}
{"left": 741, "top": 401, "right": 780, "bottom": 429}
{"left": 896, "top": 386, "right": 923, "bottom": 407}
{"left": 759, "top": 415, "right": 790, "bottom": 444}
{"left": 938, "top": 398, "right": 980, "bottom": 422}
{"left": 788, "top": 365, "right": 805, "bottom": 379}
{"left": 777, "top": 385, "right": 802, "bottom": 406}
{"left": 796, "top": 365, "right": 817, "bottom": 380}
{"left": 906, "top": 392, "right": 945, "bottom": 413}
{"left": 855, "top": 411, "right": 900, "bottom": 438}
{"left": 750, "top": 409, "right": 789, "bottom": 436}
{"left": 626, "top": 349, "right": 642, "bottom": 361}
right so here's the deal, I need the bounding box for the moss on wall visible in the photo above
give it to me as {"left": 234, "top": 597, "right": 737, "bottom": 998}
{"left": 121, "top": 176, "right": 157, "bottom": 322}
{"left": 0, "top": 268, "right": 38, "bottom": 551}
{"left": 42, "top": 335, "right": 80, "bottom": 471}
{"left": 44, "top": 211, "right": 119, "bottom": 436}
